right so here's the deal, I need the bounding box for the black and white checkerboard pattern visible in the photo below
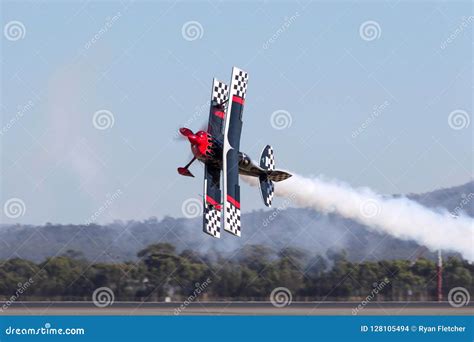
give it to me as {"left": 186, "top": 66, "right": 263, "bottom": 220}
{"left": 224, "top": 202, "right": 241, "bottom": 237}
{"left": 212, "top": 79, "right": 229, "bottom": 106}
{"left": 203, "top": 203, "right": 221, "bottom": 238}
{"left": 263, "top": 147, "right": 275, "bottom": 171}
{"left": 262, "top": 179, "right": 274, "bottom": 207}
{"left": 231, "top": 69, "right": 249, "bottom": 99}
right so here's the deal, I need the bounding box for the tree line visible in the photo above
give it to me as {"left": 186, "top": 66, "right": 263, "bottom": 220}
{"left": 0, "top": 243, "right": 472, "bottom": 301}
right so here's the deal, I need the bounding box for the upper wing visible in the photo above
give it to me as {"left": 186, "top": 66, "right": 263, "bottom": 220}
{"left": 202, "top": 79, "right": 228, "bottom": 238}
{"left": 207, "top": 79, "right": 229, "bottom": 141}
{"left": 203, "top": 163, "right": 222, "bottom": 238}
{"left": 222, "top": 67, "right": 249, "bottom": 237}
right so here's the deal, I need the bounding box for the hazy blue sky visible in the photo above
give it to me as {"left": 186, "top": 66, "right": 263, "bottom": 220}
{"left": 1, "top": 0, "right": 472, "bottom": 225}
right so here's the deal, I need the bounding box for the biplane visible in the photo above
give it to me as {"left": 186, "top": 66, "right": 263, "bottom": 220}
{"left": 178, "top": 67, "right": 292, "bottom": 238}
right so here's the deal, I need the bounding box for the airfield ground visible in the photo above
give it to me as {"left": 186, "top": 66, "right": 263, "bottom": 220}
{"left": 1, "top": 301, "right": 472, "bottom": 316}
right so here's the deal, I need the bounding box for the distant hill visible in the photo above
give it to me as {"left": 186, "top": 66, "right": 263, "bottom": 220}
{"left": 406, "top": 181, "right": 474, "bottom": 217}
{"left": 0, "top": 181, "right": 472, "bottom": 263}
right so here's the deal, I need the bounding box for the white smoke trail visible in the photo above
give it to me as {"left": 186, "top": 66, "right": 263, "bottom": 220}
{"left": 243, "top": 174, "right": 474, "bottom": 261}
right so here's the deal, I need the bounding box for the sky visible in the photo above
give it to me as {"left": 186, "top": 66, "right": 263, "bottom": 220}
{"left": 1, "top": 0, "right": 472, "bottom": 225}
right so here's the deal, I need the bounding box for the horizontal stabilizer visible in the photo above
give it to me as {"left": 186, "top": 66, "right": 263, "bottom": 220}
{"left": 259, "top": 176, "right": 274, "bottom": 207}
{"left": 259, "top": 145, "right": 275, "bottom": 207}
{"left": 260, "top": 145, "right": 275, "bottom": 171}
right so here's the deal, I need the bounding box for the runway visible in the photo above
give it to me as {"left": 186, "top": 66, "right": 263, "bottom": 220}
{"left": 1, "top": 301, "right": 472, "bottom": 316}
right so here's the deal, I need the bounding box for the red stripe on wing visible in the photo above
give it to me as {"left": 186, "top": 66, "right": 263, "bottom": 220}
{"left": 232, "top": 95, "right": 244, "bottom": 105}
{"left": 214, "top": 111, "right": 225, "bottom": 119}
{"left": 226, "top": 195, "right": 240, "bottom": 209}
{"left": 206, "top": 195, "right": 222, "bottom": 210}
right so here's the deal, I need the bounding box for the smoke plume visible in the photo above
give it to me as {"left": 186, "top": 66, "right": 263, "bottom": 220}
{"left": 243, "top": 174, "right": 474, "bottom": 261}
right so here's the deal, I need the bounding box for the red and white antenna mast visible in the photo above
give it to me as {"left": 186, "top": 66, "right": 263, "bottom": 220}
{"left": 437, "top": 249, "right": 442, "bottom": 302}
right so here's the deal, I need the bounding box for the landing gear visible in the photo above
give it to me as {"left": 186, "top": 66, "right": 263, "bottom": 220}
{"left": 177, "top": 157, "right": 196, "bottom": 177}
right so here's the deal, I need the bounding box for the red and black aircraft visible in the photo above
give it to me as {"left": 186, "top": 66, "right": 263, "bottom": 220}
{"left": 178, "top": 67, "right": 292, "bottom": 238}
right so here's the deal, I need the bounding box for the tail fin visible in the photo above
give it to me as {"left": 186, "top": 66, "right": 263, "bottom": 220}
{"left": 259, "top": 145, "right": 275, "bottom": 207}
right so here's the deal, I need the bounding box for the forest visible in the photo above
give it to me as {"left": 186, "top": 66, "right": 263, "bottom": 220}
{"left": 0, "top": 243, "right": 472, "bottom": 302}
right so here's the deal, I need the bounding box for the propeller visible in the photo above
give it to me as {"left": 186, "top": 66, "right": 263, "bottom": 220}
{"left": 179, "top": 127, "right": 193, "bottom": 137}
{"left": 174, "top": 127, "right": 191, "bottom": 142}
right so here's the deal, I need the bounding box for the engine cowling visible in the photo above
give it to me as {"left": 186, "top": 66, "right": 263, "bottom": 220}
{"left": 180, "top": 128, "right": 214, "bottom": 160}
